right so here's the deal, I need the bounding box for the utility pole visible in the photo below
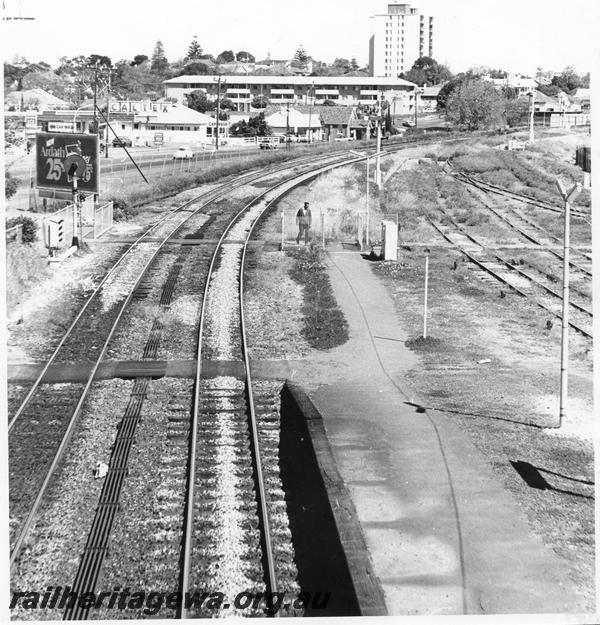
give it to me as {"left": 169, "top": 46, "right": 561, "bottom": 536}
{"left": 92, "top": 62, "right": 98, "bottom": 136}
{"left": 375, "top": 91, "right": 383, "bottom": 186}
{"left": 307, "top": 82, "right": 314, "bottom": 143}
{"left": 215, "top": 74, "right": 222, "bottom": 151}
{"left": 105, "top": 68, "right": 111, "bottom": 158}
{"left": 529, "top": 90, "right": 535, "bottom": 143}
{"left": 286, "top": 102, "right": 290, "bottom": 149}
{"left": 414, "top": 87, "right": 419, "bottom": 128}
{"left": 555, "top": 179, "right": 581, "bottom": 428}
{"left": 213, "top": 73, "right": 227, "bottom": 151}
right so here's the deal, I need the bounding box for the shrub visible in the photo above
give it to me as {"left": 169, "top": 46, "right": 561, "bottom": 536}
{"left": 5, "top": 170, "right": 19, "bottom": 199}
{"left": 6, "top": 243, "right": 48, "bottom": 311}
{"left": 6, "top": 215, "right": 38, "bottom": 243}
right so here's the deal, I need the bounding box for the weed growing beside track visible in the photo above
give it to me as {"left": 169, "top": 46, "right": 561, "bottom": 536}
{"left": 288, "top": 247, "right": 348, "bottom": 350}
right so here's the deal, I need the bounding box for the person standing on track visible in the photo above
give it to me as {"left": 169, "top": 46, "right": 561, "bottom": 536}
{"left": 296, "top": 201, "right": 312, "bottom": 245}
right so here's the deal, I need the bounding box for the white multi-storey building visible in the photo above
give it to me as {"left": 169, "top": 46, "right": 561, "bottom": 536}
{"left": 163, "top": 75, "right": 417, "bottom": 114}
{"left": 369, "top": 3, "right": 434, "bottom": 77}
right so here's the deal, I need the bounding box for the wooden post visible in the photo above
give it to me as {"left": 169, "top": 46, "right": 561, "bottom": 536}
{"left": 281, "top": 212, "right": 285, "bottom": 250}
{"left": 423, "top": 255, "right": 429, "bottom": 339}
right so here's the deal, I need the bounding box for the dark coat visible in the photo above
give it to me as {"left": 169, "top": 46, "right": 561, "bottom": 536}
{"left": 296, "top": 207, "right": 312, "bottom": 226}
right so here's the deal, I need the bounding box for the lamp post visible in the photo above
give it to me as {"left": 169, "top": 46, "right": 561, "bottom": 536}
{"left": 350, "top": 149, "right": 387, "bottom": 248}
{"left": 554, "top": 179, "right": 581, "bottom": 428}
{"left": 72, "top": 102, "right": 95, "bottom": 132}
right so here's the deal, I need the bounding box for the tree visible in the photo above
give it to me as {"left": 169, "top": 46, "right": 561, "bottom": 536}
{"left": 537, "top": 83, "right": 561, "bottom": 97}
{"left": 178, "top": 61, "right": 209, "bottom": 76}
{"left": 445, "top": 78, "right": 505, "bottom": 130}
{"left": 216, "top": 50, "right": 235, "bottom": 63}
{"left": 21, "top": 70, "right": 71, "bottom": 100}
{"left": 219, "top": 97, "right": 235, "bottom": 111}
{"left": 292, "top": 45, "right": 310, "bottom": 68}
{"left": 401, "top": 56, "right": 453, "bottom": 86}
{"left": 88, "top": 54, "right": 112, "bottom": 68}
{"left": 5, "top": 171, "right": 19, "bottom": 199}
{"left": 332, "top": 58, "right": 352, "bottom": 74}
{"left": 113, "top": 59, "right": 163, "bottom": 98}
{"left": 251, "top": 95, "right": 269, "bottom": 108}
{"left": 550, "top": 66, "right": 585, "bottom": 94}
{"left": 151, "top": 40, "right": 169, "bottom": 74}
{"left": 229, "top": 112, "right": 271, "bottom": 137}
{"left": 187, "top": 36, "right": 203, "bottom": 61}
{"left": 131, "top": 54, "right": 148, "bottom": 67}
{"left": 6, "top": 215, "right": 37, "bottom": 242}
{"left": 236, "top": 51, "right": 255, "bottom": 63}
{"left": 351, "top": 57, "right": 359, "bottom": 71}
{"left": 186, "top": 90, "right": 213, "bottom": 113}
{"left": 504, "top": 96, "right": 530, "bottom": 127}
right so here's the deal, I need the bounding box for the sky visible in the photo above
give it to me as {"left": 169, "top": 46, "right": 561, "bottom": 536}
{"left": 1, "top": 0, "right": 598, "bottom": 76}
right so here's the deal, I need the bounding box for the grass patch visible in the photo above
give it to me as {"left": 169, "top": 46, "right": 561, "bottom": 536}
{"left": 6, "top": 243, "right": 49, "bottom": 311}
{"left": 405, "top": 336, "right": 443, "bottom": 351}
{"left": 287, "top": 246, "right": 348, "bottom": 349}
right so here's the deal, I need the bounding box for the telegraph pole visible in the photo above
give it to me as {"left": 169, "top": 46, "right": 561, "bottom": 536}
{"left": 528, "top": 90, "right": 535, "bottom": 143}
{"left": 92, "top": 62, "right": 98, "bottom": 136}
{"left": 105, "top": 68, "right": 111, "bottom": 158}
{"left": 215, "top": 74, "right": 225, "bottom": 151}
{"left": 286, "top": 102, "right": 290, "bottom": 149}
{"left": 375, "top": 91, "right": 383, "bottom": 186}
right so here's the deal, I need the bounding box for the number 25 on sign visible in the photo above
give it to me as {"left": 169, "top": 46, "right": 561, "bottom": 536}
{"left": 46, "top": 157, "right": 63, "bottom": 181}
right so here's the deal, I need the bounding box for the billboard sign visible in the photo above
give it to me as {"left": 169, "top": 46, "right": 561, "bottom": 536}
{"left": 48, "top": 121, "right": 76, "bottom": 133}
{"left": 36, "top": 132, "right": 99, "bottom": 193}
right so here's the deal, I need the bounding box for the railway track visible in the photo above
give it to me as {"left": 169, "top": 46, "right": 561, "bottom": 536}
{"left": 10, "top": 152, "right": 368, "bottom": 620}
{"left": 419, "top": 196, "right": 593, "bottom": 340}
{"left": 451, "top": 170, "right": 592, "bottom": 278}
{"left": 450, "top": 169, "right": 590, "bottom": 220}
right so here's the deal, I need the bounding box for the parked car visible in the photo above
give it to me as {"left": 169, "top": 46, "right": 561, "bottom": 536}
{"left": 112, "top": 136, "right": 133, "bottom": 147}
{"left": 173, "top": 146, "right": 194, "bottom": 159}
{"left": 259, "top": 139, "right": 278, "bottom": 150}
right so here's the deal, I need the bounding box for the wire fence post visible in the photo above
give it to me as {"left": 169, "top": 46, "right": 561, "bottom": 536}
{"left": 423, "top": 254, "right": 429, "bottom": 339}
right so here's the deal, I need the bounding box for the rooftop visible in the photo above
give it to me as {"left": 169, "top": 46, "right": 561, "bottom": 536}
{"left": 164, "top": 75, "right": 416, "bottom": 88}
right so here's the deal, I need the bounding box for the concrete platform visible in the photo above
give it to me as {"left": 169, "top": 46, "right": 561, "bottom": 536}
{"left": 288, "top": 245, "right": 589, "bottom": 616}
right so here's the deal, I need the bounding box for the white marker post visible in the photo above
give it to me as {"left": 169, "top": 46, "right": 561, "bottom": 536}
{"left": 321, "top": 209, "right": 325, "bottom": 248}
{"left": 555, "top": 179, "right": 581, "bottom": 428}
{"left": 423, "top": 255, "right": 429, "bottom": 339}
{"left": 281, "top": 212, "right": 285, "bottom": 250}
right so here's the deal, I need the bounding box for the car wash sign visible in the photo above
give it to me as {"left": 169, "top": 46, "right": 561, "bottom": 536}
{"left": 36, "top": 132, "right": 99, "bottom": 193}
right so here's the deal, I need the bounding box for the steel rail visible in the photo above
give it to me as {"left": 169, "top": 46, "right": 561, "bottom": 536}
{"left": 8, "top": 151, "right": 350, "bottom": 432}
{"left": 423, "top": 202, "right": 592, "bottom": 339}
{"left": 9, "top": 153, "right": 346, "bottom": 569}
{"left": 453, "top": 170, "right": 589, "bottom": 219}
{"left": 180, "top": 151, "right": 366, "bottom": 618}
{"left": 452, "top": 171, "right": 592, "bottom": 277}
